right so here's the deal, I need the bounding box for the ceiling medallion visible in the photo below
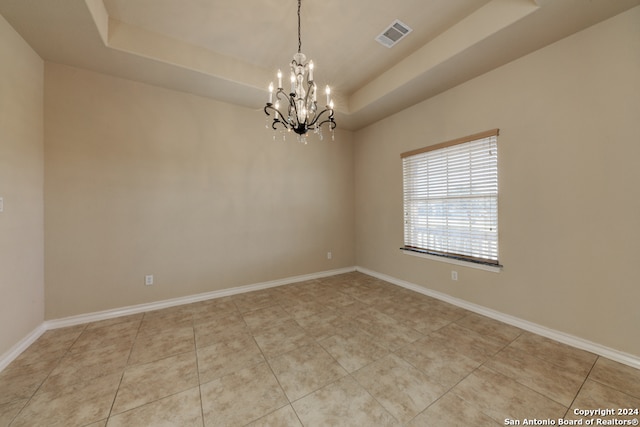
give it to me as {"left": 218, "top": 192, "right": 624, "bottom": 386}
{"left": 264, "top": 0, "right": 336, "bottom": 143}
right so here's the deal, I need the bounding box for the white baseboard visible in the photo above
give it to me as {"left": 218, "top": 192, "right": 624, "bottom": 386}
{"left": 44, "top": 266, "right": 357, "bottom": 330}
{"left": 0, "top": 323, "right": 47, "bottom": 372}
{"left": 4, "top": 265, "right": 638, "bottom": 373}
{"left": 356, "top": 266, "right": 640, "bottom": 370}
{"left": 0, "top": 267, "right": 355, "bottom": 372}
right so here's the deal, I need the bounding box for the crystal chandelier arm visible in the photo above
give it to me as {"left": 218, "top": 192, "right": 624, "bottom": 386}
{"left": 265, "top": 89, "right": 288, "bottom": 129}
{"left": 306, "top": 106, "right": 336, "bottom": 130}
{"left": 264, "top": 103, "right": 286, "bottom": 131}
{"left": 264, "top": 86, "right": 304, "bottom": 132}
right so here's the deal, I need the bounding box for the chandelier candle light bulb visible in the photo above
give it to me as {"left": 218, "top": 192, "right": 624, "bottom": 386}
{"left": 264, "top": 0, "right": 336, "bottom": 140}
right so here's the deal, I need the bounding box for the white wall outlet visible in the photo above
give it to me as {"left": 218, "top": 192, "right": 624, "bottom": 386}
{"left": 327, "top": 251, "right": 332, "bottom": 260}
{"left": 451, "top": 270, "right": 458, "bottom": 281}
{"left": 0, "top": 197, "right": 3, "bottom": 213}
{"left": 145, "top": 275, "right": 154, "bottom": 286}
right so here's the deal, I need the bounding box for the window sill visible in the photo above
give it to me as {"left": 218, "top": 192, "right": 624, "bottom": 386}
{"left": 400, "top": 248, "right": 503, "bottom": 273}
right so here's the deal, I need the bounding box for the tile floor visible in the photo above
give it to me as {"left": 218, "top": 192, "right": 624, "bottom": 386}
{"left": 1, "top": 272, "right": 639, "bottom": 426}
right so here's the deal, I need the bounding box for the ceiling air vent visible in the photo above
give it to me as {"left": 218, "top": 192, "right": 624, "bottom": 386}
{"left": 375, "top": 19, "right": 412, "bottom": 48}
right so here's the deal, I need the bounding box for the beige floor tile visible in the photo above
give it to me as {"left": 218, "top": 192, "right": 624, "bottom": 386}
{"left": 111, "top": 351, "right": 198, "bottom": 415}
{"left": 144, "top": 305, "right": 194, "bottom": 319}
{"left": 353, "top": 291, "right": 394, "bottom": 306}
{"left": 200, "top": 362, "right": 288, "bottom": 427}
{"left": 11, "top": 371, "right": 121, "bottom": 427}
{"left": 409, "top": 293, "right": 444, "bottom": 305}
{"left": 45, "top": 340, "right": 131, "bottom": 389}
{"left": 375, "top": 304, "right": 458, "bottom": 334}
{"left": 319, "top": 326, "right": 389, "bottom": 372}
{"left": 294, "top": 310, "right": 348, "bottom": 340}
{"left": 430, "top": 322, "right": 505, "bottom": 364}
{"left": 370, "top": 299, "right": 412, "bottom": 315}
{"left": 370, "top": 289, "right": 414, "bottom": 306}
{"left": 331, "top": 300, "right": 374, "bottom": 319}
{"left": 197, "top": 331, "right": 264, "bottom": 383}
{"left": 190, "top": 297, "right": 239, "bottom": 324}
{"left": 280, "top": 301, "right": 330, "bottom": 321}
{"left": 138, "top": 307, "right": 194, "bottom": 333}
{"left": 245, "top": 404, "right": 303, "bottom": 427}
{"left": 193, "top": 312, "right": 249, "bottom": 348}
{"left": 588, "top": 357, "right": 640, "bottom": 399}
{"left": 352, "top": 310, "right": 423, "bottom": 351}
{"left": 412, "top": 298, "right": 469, "bottom": 321}
{"left": 0, "top": 358, "right": 60, "bottom": 405}
{"left": 269, "top": 342, "right": 347, "bottom": 401}
{"left": 292, "top": 375, "right": 399, "bottom": 426}
{"left": 342, "top": 285, "right": 390, "bottom": 306}
{"left": 565, "top": 379, "right": 640, "bottom": 422}
{"left": 242, "top": 304, "right": 292, "bottom": 330}
{"left": 252, "top": 319, "right": 316, "bottom": 359}
{"left": 232, "top": 292, "right": 279, "bottom": 313}
{"left": 395, "top": 334, "right": 481, "bottom": 388}
{"left": 6, "top": 272, "right": 639, "bottom": 426}
{"left": 353, "top": 353, "right": 447, "bottom": 423}
{"left": 106, "top": 387, "right": 203, "bottom": 427}
{"left": 197, "top": 328, "right": 256, "bottom": 355}
{"left": 486, "top": 346, "right": 586, "bottom": 407}
{"left": 128, "top": 325, "right": 194, "bottom": 365}
{"left": 10, "top": 326, "right": 85, "bottom": 367}
{"left": 69, "top": 320, "right": 139, "bottom": 354}
{"left": 407, "top": 392, "right": 502, "bottom": 427}
{"left": 509, "top": 332, "right": 597, "bottom": 377}
{"left": 0, "top": 399, "right": 28, "bottom": 426}
{"left": 451, "top": 365, "right": 567, "bottom": 422}
{"left": 455, "top": 313, "right": 523, "bottom": 345}
{"left": 84, "top": 313, "right": 143, "bottom": 330}
{"left": 314, "top": 292, "right": 357, "bottom": 310}
{"left": 355, "top": 306, "right": 395, "bottom": 323}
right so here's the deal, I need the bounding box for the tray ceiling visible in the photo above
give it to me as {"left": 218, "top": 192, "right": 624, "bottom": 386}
{"left": 1, "top": 0, "right": 638, "bottom": 130}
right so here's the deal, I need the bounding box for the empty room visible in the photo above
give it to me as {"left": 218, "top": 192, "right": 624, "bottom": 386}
{"left": 1, "top": 0, "right": 639, "bottom": 425}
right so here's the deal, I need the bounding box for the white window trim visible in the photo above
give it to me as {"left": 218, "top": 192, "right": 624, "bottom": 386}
{"left": 400, "top": 247, "right": 502, "bottom": 273}
{"left": 401, "top": 128, "right": 501, "bottom": 267}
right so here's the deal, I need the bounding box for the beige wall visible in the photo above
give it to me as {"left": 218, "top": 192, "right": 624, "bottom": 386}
{"left": 0, "top": 15, "right": 44, "bottom": 356}
{"left": 44, "top": 63, "right": 354, "bottom": 319}
{"left": 355, "top": 7, "right": 640, "bottom": 358}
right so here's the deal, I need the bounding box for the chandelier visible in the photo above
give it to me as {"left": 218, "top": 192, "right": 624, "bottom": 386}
{"left": 264, "top": 0, "right": 336, "bottom": 142}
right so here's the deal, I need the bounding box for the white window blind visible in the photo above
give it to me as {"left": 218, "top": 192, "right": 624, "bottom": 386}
{"left": 401, "top": 129, "right": 500, "bottom": 265}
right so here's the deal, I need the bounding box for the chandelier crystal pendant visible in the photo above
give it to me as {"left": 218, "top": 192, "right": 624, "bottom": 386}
{"left": 264, "top": 0, "right": 336, "bottom": 142}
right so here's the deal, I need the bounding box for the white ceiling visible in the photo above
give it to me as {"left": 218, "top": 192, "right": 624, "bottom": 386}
{"left": 1, "top": 0, "right": 638, "bottom": 130}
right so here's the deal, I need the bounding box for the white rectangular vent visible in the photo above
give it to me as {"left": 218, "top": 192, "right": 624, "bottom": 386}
{"left": 376, "top": 19, "right": 412, "bottom": 48}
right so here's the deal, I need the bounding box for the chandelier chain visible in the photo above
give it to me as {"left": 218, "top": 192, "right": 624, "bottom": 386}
{"left": 297, "top": 0, "right": 302, "bottom": 53}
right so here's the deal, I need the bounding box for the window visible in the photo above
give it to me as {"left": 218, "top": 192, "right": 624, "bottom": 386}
{"left": 401, "top": 129, "right": 500, "bottom": 266}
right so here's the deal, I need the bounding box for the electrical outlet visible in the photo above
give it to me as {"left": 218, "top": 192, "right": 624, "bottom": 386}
{"left": 327, "top": 251, "right": 332, "bottom": 260}
{"left": 0, "top": 197, "right": 3, "bottom": 213}
{"left": 451, "top": 271, "right": 458, "bottom": 281}
{"left": 145, "top": 275, "right": 154, "bottom": 286}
